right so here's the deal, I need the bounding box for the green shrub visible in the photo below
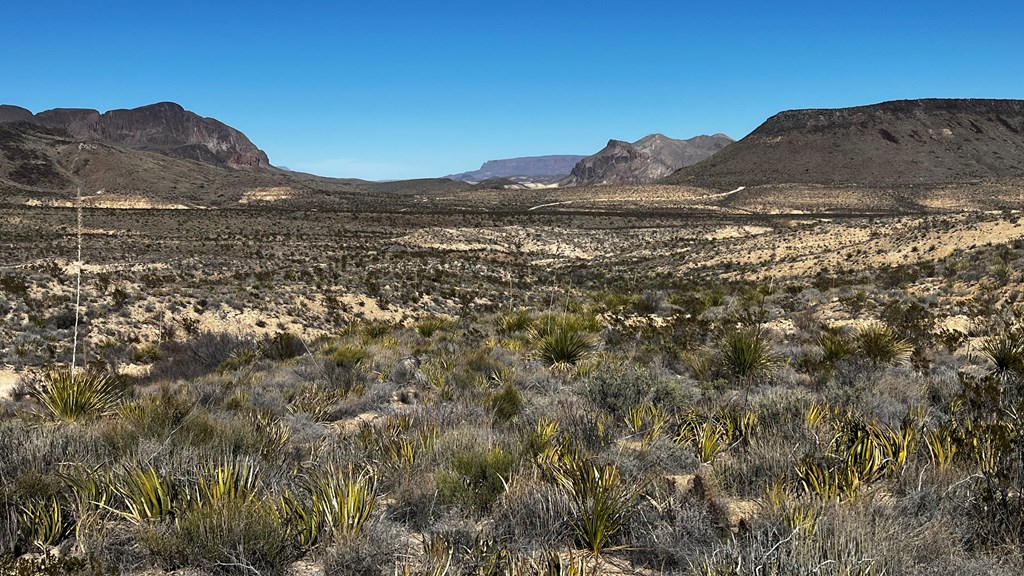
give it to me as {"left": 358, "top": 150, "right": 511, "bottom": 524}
{"left": 488, "top": 382, "right": 523, "bottom": 424}
{"left": 140, "top": 498, "right": 298, "bottom": 576}
{"left": 437, "top": 446, "right": 516, "bottom": 516}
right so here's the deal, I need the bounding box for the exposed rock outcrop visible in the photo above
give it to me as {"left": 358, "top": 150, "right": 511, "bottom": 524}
{"left": 1, "top": 102, "right": 271, "bottom": 170}
{"left": 564, "top": 133, "right": 733, "bottom": 186}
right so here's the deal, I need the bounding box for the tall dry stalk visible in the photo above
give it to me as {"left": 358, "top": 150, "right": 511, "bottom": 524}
{"left": 71, "top": 144, "right": 84, "bottom": 372}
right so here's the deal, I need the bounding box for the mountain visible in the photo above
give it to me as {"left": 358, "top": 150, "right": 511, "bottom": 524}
{"left": 563, "top": 133, "right": 733, "bottom": 186}
{"left": 0, "top": 102, "right": 271, "bottom": 170}
{"left": 665, "top": 99, "right": 1024, "bottom": 188}
{"left": 447, "top": 155, "right": 585, "bottom": 184}
{"left": 0, "top": 121, "right": 472, "bottom": 209}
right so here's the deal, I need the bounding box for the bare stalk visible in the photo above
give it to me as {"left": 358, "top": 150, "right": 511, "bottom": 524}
{"left": 71, "top": 144, "right": 84, "bottom": 373}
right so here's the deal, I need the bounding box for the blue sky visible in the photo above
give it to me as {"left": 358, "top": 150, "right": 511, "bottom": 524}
{"left": 4, "top": 1, "right": 1023, "bottom": 180}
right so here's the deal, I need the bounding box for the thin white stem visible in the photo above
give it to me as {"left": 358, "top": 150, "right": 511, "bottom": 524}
{"left": 71, "top": 144, "right": 84, "bottom": 373}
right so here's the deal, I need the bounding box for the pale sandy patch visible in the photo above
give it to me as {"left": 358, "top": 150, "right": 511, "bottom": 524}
{"left": 239, "top": 187, "right": 297, "bottom": 204}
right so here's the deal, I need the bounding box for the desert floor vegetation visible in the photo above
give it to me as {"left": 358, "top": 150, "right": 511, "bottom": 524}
{"left": 2, "top": 203, "right": 1024, "bottom": 575}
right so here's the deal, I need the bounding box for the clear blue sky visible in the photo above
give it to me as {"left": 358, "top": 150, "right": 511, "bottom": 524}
{"left": 4, "top": 1, "right": 1023, "bottom": 180}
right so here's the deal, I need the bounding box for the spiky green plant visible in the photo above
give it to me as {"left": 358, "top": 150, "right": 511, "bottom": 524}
{"left": 18, "top": 498, "right": 67, "bottom": 550}
{"left": 550, "top": 458, "right": 645, "bottom": 554}
{"left": 535, "top": 325, "right": 595, "bottom": 368}
{"left": 191, "top": 458, "right": 260, "bottom": 508}
{"left": 496, "top": 309, "right": 535, "bottom": 335}
{"left": 307, "top": 465, "right": 377, "bottom": 537}
{"left": 980, "top": 331, "right": 1024, "bottom": 382}
{"left": 109, "top": 466, "right": 178, "bottom": 524}
{"left": 719, "top": 327, "right": 776, "bottom": 404}
{"left": 415, "top": 316, "right": 454, "bottom": 338}
{"left": 854, "top": 321, "right": 912, "bottom": 367}
{"left": 28, "top": 369, "right": 124, "bottom": 423}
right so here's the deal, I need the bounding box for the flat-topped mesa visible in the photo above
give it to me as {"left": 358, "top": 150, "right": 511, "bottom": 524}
{"left": 1, "top": 101, "right": 271, "bottom": 170}
{"left": 563, "top": 133, "right": 733, "bottom": 186}
{"left": 666, "top": 98, "right": 1024, "bottom": 188}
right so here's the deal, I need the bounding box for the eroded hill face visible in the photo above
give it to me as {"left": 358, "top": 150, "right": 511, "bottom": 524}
{"left": 0, "top": 102, "right": 271, "bottom": 170}
{"left": 564, "top": 133, "right": 733, "bottom": 186}
{"left": 666, "top": 98, "right": 1024, "bottom": 188}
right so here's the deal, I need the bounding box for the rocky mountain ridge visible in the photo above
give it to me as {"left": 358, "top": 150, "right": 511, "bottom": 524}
{"left": 666, "top": 98, "right": 1024, "bottom": 187}
{"left": 0, "top": 102, "right": 271, "bottom": 170}
{"left": 564, "top": 133, "right": 733, "bottom": 186}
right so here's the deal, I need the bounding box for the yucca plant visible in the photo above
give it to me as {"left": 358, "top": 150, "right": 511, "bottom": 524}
{"left": 496, "top": 309, "right": 535, "bottom": 335}
{"left": 924, "top": 427, "right": 957, "bottom": 469}
{"left": 550, "top": 458, "right": 645, "bottom": 554}
{"left": 415, "top": 315, "right": 454, "bottom": 338}
{"left": 307, "top": 465, "right": 377, "bottom": 537}
{"left": 535, "top": 325, "right": 595, "bottom": 368}
{"left": 109, "top": 466, "right": 178, "bottom": 524}
{"left": 795, "top": 459, "right": 860, "bottom": 501}
{"left": 719, "top": 327, "right": 776, "bottom": 404}
{"left": 191, "top": 458, "right": 261, "bottom": 508}
{"left": 854, "top": 321, "right": 912, "bottom": 367}
{"left": 28, "top": 368, "right": 124, "bottom": 423}
{"left": 18, "top": 498, "right": 68, "bottom": 551}
{"left": 694, "top": 422, "right": 729, "bottom": 464}
{"left": 980, "top": 331, "right": 1024, "bottom": 382}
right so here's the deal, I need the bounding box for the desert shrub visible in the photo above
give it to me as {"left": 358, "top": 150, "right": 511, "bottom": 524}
{"left": 490, "top": 475, "right": 571, "bottom": 548}
{"left": 27, "top": 369, "right": 125, "bottom": 423}
{"left": 261, "top": 331, "right": 305, "bottom": 361}
{"left": 436, "top": 446, "right": 516, "bottom": 516}
{"left": 583, "top": 364, "right": 687, "bottom": 418}
{"left": 152, "top": 331, "right": 250, "bottom": 381}
{"left": 487, "top": 382, "right": 523, "bottom": 424}
{"left": 140, "top": 498, "right": 298, "bottom": 576}
{"left": 319, "top": 520, "right": 403, "bottom": 576}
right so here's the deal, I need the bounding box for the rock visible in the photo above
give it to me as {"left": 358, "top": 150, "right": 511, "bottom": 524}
{"left": 564, "top": 133, "right": 733, "bottom": 186}
{"left": 2, "top": 102, "right": 271, "bottom": 170}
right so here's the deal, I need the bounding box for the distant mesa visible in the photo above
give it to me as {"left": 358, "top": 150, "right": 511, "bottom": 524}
{"left": 666, "top": 98, "right": 1024, "bottom": 188}
{"left": 563, "top": 133, "right": 734, "bottom": 186}
{"left": 447, "top": 155, "right": 586, "bottom": 184}
{"left": 0, "top": 102, "right": 271, "bottom": 171}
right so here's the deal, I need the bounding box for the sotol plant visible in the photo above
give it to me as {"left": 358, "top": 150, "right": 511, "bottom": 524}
{"left": 28, "top": 369, "right": 124, "bottom": 423}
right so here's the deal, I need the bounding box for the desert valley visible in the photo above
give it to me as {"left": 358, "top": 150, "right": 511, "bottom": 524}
{"left": 2, "top": 97, "right": 1024, "bottom": 575}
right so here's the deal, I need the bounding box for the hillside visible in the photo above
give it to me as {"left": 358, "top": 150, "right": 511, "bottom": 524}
{"left": 446, "top": 155, "right": 585, "bottom": 184}
{"left": 563, "top": 133, "right": 733, "bottom": 186}
{"left": 666, "top": 98, "right": 1024, "bottom": 188}
{"left": 0, "top": 122, "right": 471, "bottom": 209}
{"left": 0, "top": 102, "right": 272, "bottom": 170}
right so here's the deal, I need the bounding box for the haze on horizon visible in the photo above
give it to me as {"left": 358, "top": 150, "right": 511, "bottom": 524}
{"left": 4, "top": 0, "right": 1024, "bottom": 181}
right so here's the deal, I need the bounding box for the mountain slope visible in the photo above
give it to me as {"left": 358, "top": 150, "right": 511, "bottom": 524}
{"left": 665, "top": 99, "right": 1024, "bottom": 188}
{"left": 1, "top": 102, "right": 272, "bottom": 170}
{"left": 447, "top": 155, "right": 585, "bottom": 183}
{"left": 564, "top": 133, "right": 733, "bottom": 186}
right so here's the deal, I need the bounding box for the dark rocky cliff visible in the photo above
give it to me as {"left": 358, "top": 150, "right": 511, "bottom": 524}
{"left": 2, "top": 102, "right": 271, "bottom": 170}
